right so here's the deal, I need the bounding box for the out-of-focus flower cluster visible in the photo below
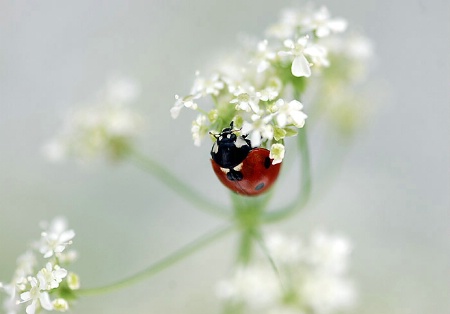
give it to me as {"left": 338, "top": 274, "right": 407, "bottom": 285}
{"left": 43, "top": 77, "right": 142, "bottom": 163}
{"left": 216, "top": 231, "right": 355, "bottom": 314}
{"left": 171, "top": 4, "right": 373, "bottom": 163}
{"left": 0, "top": 217, "right": 80, "bottom": 314}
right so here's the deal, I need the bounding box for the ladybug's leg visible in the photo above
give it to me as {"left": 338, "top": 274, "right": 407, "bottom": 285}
{"left": 227, "top": 168, "right": 243, "bottom": 181}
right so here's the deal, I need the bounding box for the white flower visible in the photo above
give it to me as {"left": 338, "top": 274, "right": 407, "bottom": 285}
{"left": 279, "top": 36, "right": 329, "bottom": 77}
{"left": 170, "top": 94, "right": 199, "bottom": 119}
{"left": 41, "top": 140, "right": 67, "bottom": 163}
{"left": 20, "top": 277, "right": 53, "bottom": 314}
{"left": 269, "top": 144, "right": 285, "bottom": 165}
{"left": 104, "top": 76, "right": 140, "bottom": 104}
{"left": 303, "top": 6, "right": 347, "bottom": 38}
{"left": 52, "top": 298, "right": 69, "bottom": 312}
{"left": 66, "top": 272, "right": 80, "bottom": 290}
{"left": 1, "top": 283, "right": 19, "bottom": 314}
{"left": 216, "top": 265, "right": 281, "bottom": 310}
{"left": 216, "top": 231, "right": 356, "bottom": 314}
{"left": 14, "top": 251, "right": 37, "bottom": 281}
{"left": 37, "top": 263, "right": 67, "bottom": 290}
{"left": 241, "top": 114, "right": 274, "bottom": 147}
{"left": 44, "top": 78, "right": 142, "bottom": 163}
{"left": 38, "top": 217, "right": 75, "bottom": 259}
{"left": 301, "top": 273, "right": 355, "bottom": 313}
{"left": 265, "top": 233, "right": 301, "bottom": 264}
{"left": 274, "top": 99, "right": 308, "bottom": 128}
{"left": 230, "top": 87, "right": 260, "bottom": 113}
{"left": 306, "top": 231, "right": 352, "bottom": 275}
{"left": 191, "top": 114, "right": 208, "bottom": 147}
{"left": 251, "top": 40, "right": 276, "bottom": 73}
{"left": 191, "top": 72, "right": 224, "bottom": 96}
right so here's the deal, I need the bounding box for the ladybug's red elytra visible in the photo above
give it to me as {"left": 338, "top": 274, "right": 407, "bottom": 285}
{"left": 210, "top": 122, "right": 282, "bottom": 196}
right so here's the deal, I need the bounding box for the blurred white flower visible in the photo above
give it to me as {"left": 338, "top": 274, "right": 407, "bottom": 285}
{"left": 216, "top": 265, "right": 281, "bottom": 310}
{"left": 66, "top": 272, "right": 80, "bottom": 290}
{"left": 191, "top": 72, "right": 224, "bottom": 96}
{"left": 303, "top": 6, "right": 347, "bottom": 38}
{"left": 104, "top": 76, "right": 140, "bottom": 104}
{"left": 0, "top": 283, "right": 19, "bottom": 314}
{"left": 251, "top": 40, "right": 276, "bottom": 73}
{"left": 217, "top": 231, "right": 355, "bottom": 314}
{"left": 265, "top": 233, "right": 301, "bottom": 264}
{"left": 38, "top": 217, "right": 75, "bottom": 259}
{"left": 44, "top": 76, "right": 142, "bottom": 163}
{"left": 52, "top": 299, "right": 69, "bottom": 312}
{"left": 305, "top": 231, "right": 352, "bottom": 275}
{"left": 301, "top": 273, "right": 355, "bottom": 314}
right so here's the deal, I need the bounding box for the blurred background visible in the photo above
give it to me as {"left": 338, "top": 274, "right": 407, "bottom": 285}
{"left": 0, "top": 0, "right": 448, "bottom": 313}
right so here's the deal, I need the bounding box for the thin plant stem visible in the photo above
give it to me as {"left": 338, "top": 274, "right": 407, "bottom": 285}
{"left": 77, "top": 224, "right": 234, "bottom": 296}
{"left": 251, "top": 230, "right": 285, "bottom": 290}
{"left": 128, "top": 148, "right": 230, "bottom": 219}
{"left": 262, "top": 125, "right": 311, "bottom": 222}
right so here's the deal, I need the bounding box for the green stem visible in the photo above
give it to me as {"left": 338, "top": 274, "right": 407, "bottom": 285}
{"left": 77, "top": 224, "right": 234, "bottom": 296}
{"left": 128, "top": 148, "right": 230, "bottom": 218}
{"left": 262, "top": 124, "right": 312, "bottom": 223}
{"left": 237, "top": 228, "right": 254, "bottom": 264}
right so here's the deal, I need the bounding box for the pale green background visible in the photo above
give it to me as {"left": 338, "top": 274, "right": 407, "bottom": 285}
{"left": 0, "top": 0, "right": 449, "bottom": 313}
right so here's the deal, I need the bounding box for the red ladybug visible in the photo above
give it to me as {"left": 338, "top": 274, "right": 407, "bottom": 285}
{"left": 210, "top": 122, "right": 282, "bottom": 196}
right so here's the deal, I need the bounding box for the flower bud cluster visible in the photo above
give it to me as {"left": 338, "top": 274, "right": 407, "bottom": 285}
{"left": 171, "top": 5, "right": 372, "bottom": 163}
{"left": 0, "top": 217, "right": 80, "bottom": 314}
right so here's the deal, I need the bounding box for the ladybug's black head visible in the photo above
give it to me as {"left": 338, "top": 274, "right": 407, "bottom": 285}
{"left": 210, "top": 122, "right": 252, "bottom": 169}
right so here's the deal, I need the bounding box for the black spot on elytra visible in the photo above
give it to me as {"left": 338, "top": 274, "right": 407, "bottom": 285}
{"left": 264, "top": 157, "right": 271, "bottom": 169}
{"left": 255, "top": 182, "right": 265, "bottom": 190}
{"left": 227, "top": 170, "right": 243, "bottom": 181}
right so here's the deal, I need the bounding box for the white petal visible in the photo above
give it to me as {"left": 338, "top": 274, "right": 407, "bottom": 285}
{"left": 59, "top": 230, "right": 75, "bottom": 243}
{"left": 39, "top": 292, "right": 53, "bottom": 310}
{"left": 241, "top": 122, "right": 253, "bottom": 134}
{"left": 26, "top": 301, "right": 37, "bottom": 314}
{"left": 291, "top": 55, "right": 311, "bottom": 77}
{"left": 288, "top": 100, "right": 303, "bottom": 110}
{"left": 304, "top": 45, "right": 326, "bottom": 57}
{"left": 276, "top": 113, "right": 287, "bottom": 128}
{"left": 170, "top": 106, "right": 182, "bottom": 119}
{"left": 290, "top": 111, "right": 308, "bottom": 127}
{"left": 249, "top": 101, "right": 260, "bottom": 113}
{"left": 328, "top": 18, "right": 348, "bottom": 32}
{"left": 315, "top": 26, "right": 330, "bottom": 38}
{"left": 20, "top": 291, "right": 31, "bottom": 301}
{"left": 250, "top": 131, "right": 261, "bottom": 147}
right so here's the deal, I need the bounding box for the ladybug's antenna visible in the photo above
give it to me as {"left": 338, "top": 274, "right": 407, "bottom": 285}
{"left": 209, "top": 130, "right": 220, "bottom": 139}
{"left": 210, "top": 121, "right": 242, "bottom": 139}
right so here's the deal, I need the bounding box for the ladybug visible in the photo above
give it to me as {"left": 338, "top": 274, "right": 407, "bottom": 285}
{"left": 210, "top": 122, "right": 282, "bottom": 196}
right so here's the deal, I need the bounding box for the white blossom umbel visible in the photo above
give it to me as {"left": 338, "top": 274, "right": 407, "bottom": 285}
{"left": 43, "top": 76, "right": 142, "bottom": 163}
{"left": 217, "top": 231, "right": 356, "bottom": 314}
{"left": 0, "top": 217, "right": 80, "bottom": 314}
{"left": 171, "top": 4, "right": 372, "bottom": 163}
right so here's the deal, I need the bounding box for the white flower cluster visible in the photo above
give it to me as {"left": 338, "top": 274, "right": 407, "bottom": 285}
{"left": 171, "top": 5, "right": 372, "bottom": 163}
{"left": 216, "top": 231, "right": 355, "bottom": 314}
{"left": 0, "top": 217, "right": 80, "bottom": 314}
{"left": 43, "top": 76, "right": 142, "bottom": 163}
